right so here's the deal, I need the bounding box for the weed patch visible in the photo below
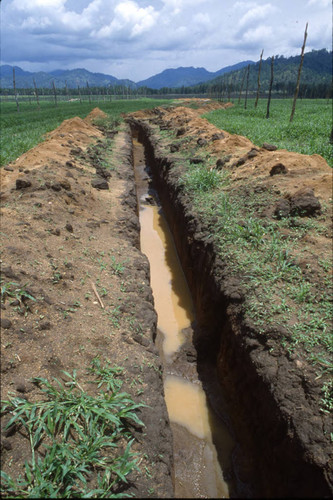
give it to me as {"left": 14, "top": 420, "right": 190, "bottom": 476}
{"left": 1, "top": 361, "right": 146, "bottom": 498}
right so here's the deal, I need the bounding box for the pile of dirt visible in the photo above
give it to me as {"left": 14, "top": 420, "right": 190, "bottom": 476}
{"left": 130, "top": 102, "right": 331, "bottom": 208}
{"left": 83, "top": 106, "right": 108, "bottom": 124}
{"left": 0, "top": 110, "right": 173, "bottom": 498}
{"left": 2, "top": 111, "right": 105, "bottom": 192}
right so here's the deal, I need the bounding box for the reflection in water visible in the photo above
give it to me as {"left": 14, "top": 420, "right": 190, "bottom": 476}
{"left": 165, "top": 376, "right": 232, "bottom": 499}
{"left": 140, "top": 205, "right": 194, "bottom": 358}
{"left": 164, "top": 375, "right": 212, "bottom": 440}
{"left": 134, "top": 136, "right": 234, "bottom": 498}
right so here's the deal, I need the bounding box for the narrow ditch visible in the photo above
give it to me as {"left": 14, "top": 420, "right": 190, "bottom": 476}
{"left": 132, "top": 131, "right": 243, "bottom": 498}
{"left": 128, "top": 120, "right": 332, "bottom": 499}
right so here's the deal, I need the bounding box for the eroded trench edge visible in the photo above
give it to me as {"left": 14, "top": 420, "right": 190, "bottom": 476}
{"left": 127, "top": 119, "right": 332, "bottom": 498}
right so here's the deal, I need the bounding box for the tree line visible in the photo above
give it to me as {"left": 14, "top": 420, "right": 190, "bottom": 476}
{"left": 2, "top": 39, "right": 331, "bottom": 108}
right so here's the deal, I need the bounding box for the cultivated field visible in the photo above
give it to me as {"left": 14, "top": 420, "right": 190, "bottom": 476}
{"left": 0, "top": 99, "right": 173, "bottom": 167}
{"left": 205, "top": 98, "right": 333, "bottom": 166}
{"left": 1, "top": 98, "right": 332, "bottom": 167}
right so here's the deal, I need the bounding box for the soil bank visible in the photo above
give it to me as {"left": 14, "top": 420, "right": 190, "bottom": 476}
{"left": 126, "top": 100, "right": 332, "bottom": 498}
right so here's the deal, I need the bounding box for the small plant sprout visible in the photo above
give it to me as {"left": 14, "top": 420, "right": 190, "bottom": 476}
{"left": 0, "top": 280, "right": 36, "bottom": 308}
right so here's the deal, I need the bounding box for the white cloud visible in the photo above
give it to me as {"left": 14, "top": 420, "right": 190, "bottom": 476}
{"left": 238, "top": 3, "right": 277, "bottom": 29}
{"left": 12, "top": 0, "right": 66, "bottom": 9}
{"left": 242, "top": 25, "right": 273, "bottom": 45}
{"left": 115, "top": 1, "right": 157, "bottom": 37}
{"left": 93, "top": 1, "right": 157, "bottom": 39}
{"left": 1, "top": 0, "right": 331, "bottom": 81}
{"left": 307, "top": 0, "right": 331, "bottom": 6}
{"left": 21, "top": 16, "right": 52, "bottom": 29}
{"left": 193, "top": 12, "right": 211, "bottom": 26}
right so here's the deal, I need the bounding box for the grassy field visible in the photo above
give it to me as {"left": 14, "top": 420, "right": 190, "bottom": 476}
{"left": 204, "top": 98, "right": 332, "bottom": 166}
{"left": 0, "top": 99, "right": 173, "bottom": 167}
{"left": 2, "top": 98, "right": 331, "bottom": 168}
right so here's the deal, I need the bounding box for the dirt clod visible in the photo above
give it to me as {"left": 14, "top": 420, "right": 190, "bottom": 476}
{"left": 16, "top": 178, "right": 31, "bottom": 189}
{"left": 0, "top": 318, "right": 12, "bottom": 329}
{"left": 262, "top": 142, "right": 277, "bottom": 151}
{"left": 289, "top": 187, "right": 322, "bottom": 216}
{"left": 270, "top": 162, "right": 288, "bottom": 175}
{"left": 91, "top": 177, "right": 109, "bottom": 189}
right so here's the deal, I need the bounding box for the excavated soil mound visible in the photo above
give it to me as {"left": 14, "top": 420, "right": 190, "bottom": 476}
{"left": 0, "top": 109, "right": 173, "bottom": 498}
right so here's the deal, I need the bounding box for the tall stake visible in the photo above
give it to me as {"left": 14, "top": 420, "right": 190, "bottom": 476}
{"left": 254, "top": 49, "right": 264, "bottom": 108}
{"left": 244, "top": 64, "right": 250, "bottom": 109}
{"left": 266, "top": 56, "right": 274, "bottom": 119}
{"left": 13, "top": 68, "right": 20, "bottom": 113}
{"left": 65, "top": 80, "right": 69, "bottom": 101}
{"left": 290, "top": 22, "right": 308, "bottom": 122}
{"left": 238, "top": 67, "right": 247, "bottom": 104}
{"left": 227, "top": 75, "right": 232, "bottom": 102}
{"left": 86, "top": 81, "right": 91, "bottom": 104}
{"left": 33, "top": 78, "right": 40, "bottom": 110}
{"left": 52, "top": 81, "right": 57, "bottom": 107}
{"left": 78, "top": 85, "right": 82, "bottom": 104}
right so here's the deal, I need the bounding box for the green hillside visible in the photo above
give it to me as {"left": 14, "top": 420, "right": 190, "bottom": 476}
{"left": 191, "top": 49, "right": 332, "bottom": 98}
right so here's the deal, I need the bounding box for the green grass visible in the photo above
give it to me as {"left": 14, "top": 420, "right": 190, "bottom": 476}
{"left": 1, "top": 360, "right": 146, "bottom": 498}
{"left": 175, "top": 158, "right": 332, "bottom": 411}
{"left": 203, "top": 98, "right": 333, "bottom": 166}
{"left": 0, "top": 98, "right": 173, "bottom": 167}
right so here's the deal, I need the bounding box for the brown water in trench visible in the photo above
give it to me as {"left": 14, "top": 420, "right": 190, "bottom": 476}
{"left": 133, "top": 136, "right": 235, "bottom": 498}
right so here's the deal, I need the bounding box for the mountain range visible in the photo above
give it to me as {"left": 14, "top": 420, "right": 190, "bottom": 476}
{"left": 190, "top": 48, "right": 332, "bottom": 96}
{"left": 0, "top": 61, "right": 252, "bottom": 90}
{"left": 135, "top": 61, "right": 253, "bottom": 89}
{"left": 0, "top": 49, "right": 331, "bottom": 91}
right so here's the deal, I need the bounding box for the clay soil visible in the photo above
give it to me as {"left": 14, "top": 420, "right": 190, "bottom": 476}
{"left": 0, "top": 108, "right": 173, "bottom": 498}
{"left": 0, "top": 99, "right": 332, "bottom": 497}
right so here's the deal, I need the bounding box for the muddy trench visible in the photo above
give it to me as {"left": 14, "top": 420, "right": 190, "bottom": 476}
{"left": 132, "top": 131, "right": 238, "bottom": 498}
{"left": 127, "top": 122, "right": 332, "bottom": 499}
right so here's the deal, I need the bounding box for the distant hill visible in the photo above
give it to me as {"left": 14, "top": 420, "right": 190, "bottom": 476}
{"left": 0, "top": 66, "right": 135, "bottom": 89}
{"left": 136, "top": 61, "right": 253, "bottom": 89}
{"left": 0, "top": 61, "right": 253, "bottom": 90}
{"left": 190, "top": 49, "right": 332, "bottom": 96}
{"left": 0, "top": 50, "right": 331, "bottom": 95}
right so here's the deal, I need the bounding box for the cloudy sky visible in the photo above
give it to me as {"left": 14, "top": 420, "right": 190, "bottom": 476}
{"left": 1, "top": 0, "right": 331, "bottom": 82}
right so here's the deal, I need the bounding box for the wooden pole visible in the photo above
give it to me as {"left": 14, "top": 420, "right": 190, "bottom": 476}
{"left": 266, "top": 56, "right": 274, "bottom": 119}
{"left": 13, "top": 68, "right": 20, "bottom": 113}
{"left": 238, "top": 67, "right": 247, "bottom": 104}
{"left": 244, "top": 64, "right": 250, "bottom": 109}
{"left": 52, "top": 80, "right": 57, "bottom": 107}
{"left": 227, "top": 76, "right": 232, "bottom": 102}
{"left": 78, "top": 85, "right": 82, "bottom": 104}
{"left": 254, "top": 49, "right": 264, "bottom": 108}
{"left": 86, "top": 81, "right": 91, "bottom": 104}
{"left": 290, "top": 22, "right": 308, "bottom": 122}
{"left": 65, "top": 80, "right": 69, "bottom": 101}
{"left": 33, "top": 78, "right": 40, "bottom": 110}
